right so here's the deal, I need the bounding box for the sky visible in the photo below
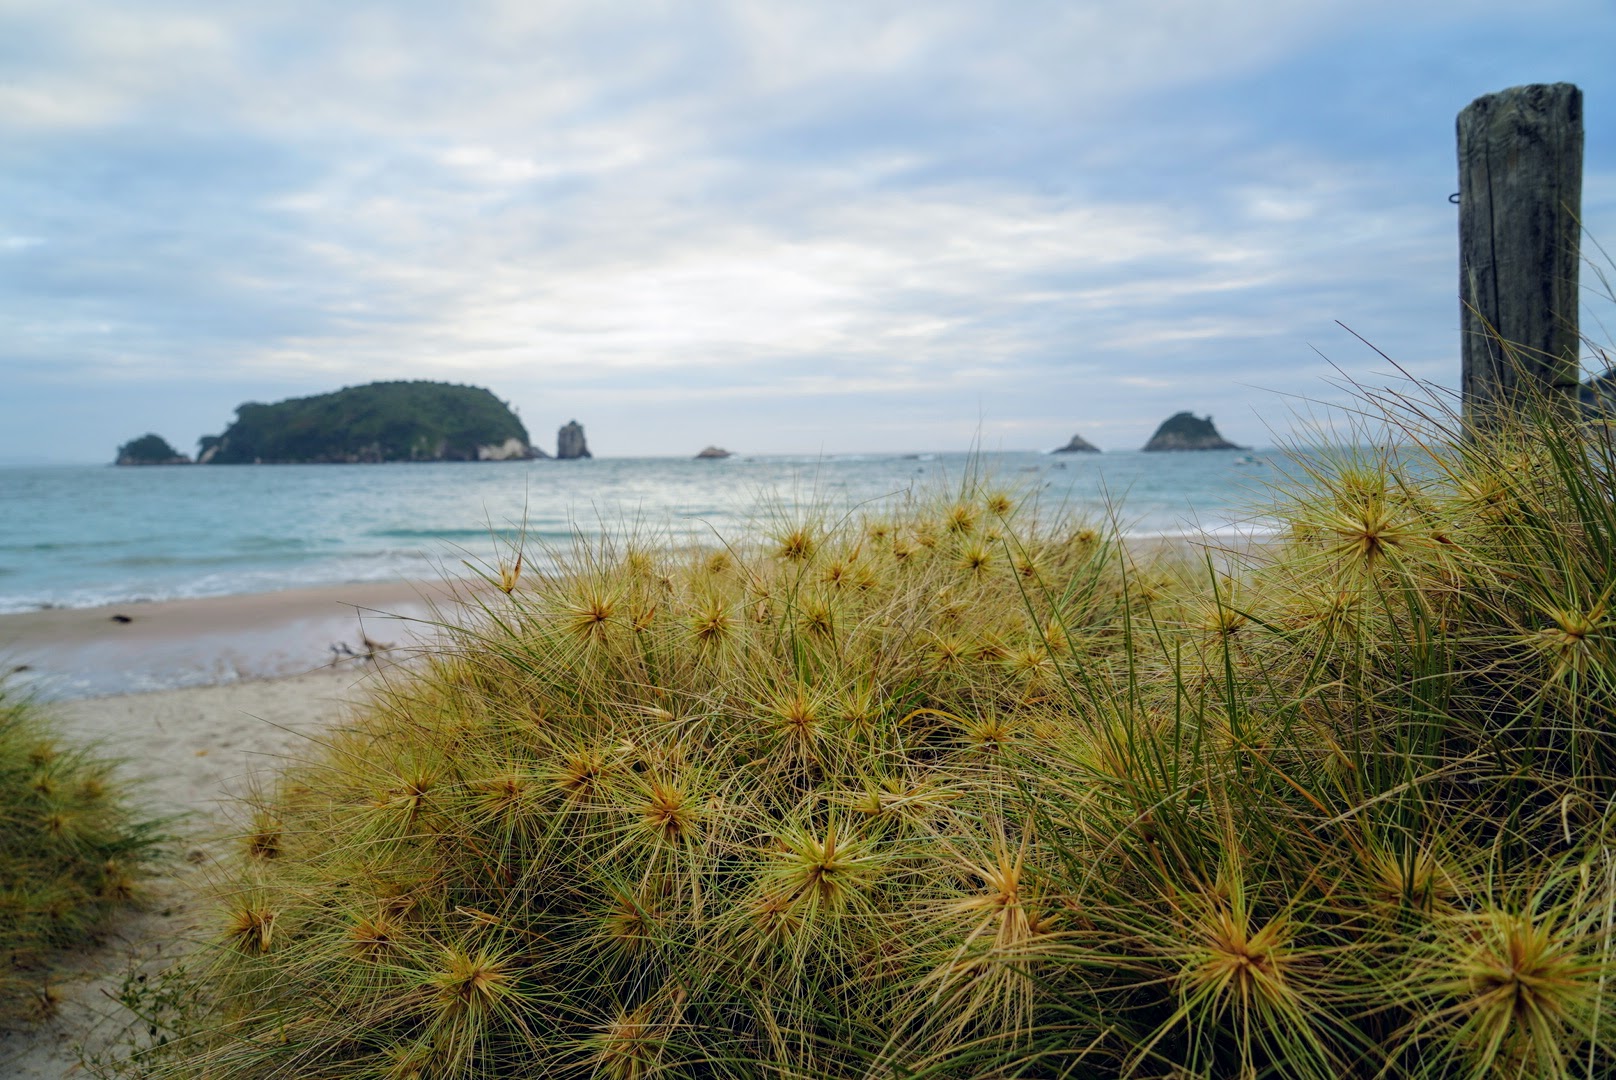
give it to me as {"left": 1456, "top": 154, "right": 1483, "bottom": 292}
{"left": 2, "top": 1, "right": 1613, "bottom": 462}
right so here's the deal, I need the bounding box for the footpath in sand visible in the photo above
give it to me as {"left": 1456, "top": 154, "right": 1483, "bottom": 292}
{"left": 0, "top": 582, "right": 461, "bottom": 1078}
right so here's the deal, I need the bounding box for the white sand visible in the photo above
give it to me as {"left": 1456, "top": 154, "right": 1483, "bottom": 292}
{"left": 0, "top": 579, "right": 461, "bottom": 700}
{"left": 0, "top": 661, "right": 395, "bottom": 1077}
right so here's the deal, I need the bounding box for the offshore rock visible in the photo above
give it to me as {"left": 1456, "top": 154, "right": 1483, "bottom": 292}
{"left": 1050, "top": 433, "right": 1100, "bottom": 453}
{"left": 115, "top": 433, "right": 191, "bottom": 465}
{"left": 694, "top": 446, "right": 732, "bottom": 459}
{"left": 557, "top": 420, "right": 592, "bottom": 460}
{"left": 1142, "top": 412, "right": 1243, "bottom": 451}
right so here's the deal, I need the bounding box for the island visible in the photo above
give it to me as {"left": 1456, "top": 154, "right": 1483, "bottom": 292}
{"left": 1141, "top": 412, "right": 1243, "bottom": 451}
{"left": 695, "top": 446, "right": 732, "bottom": 459}
{"left": 115, "top": 433, "right": 192, "bottom": 465}
{"left": 556, "top": 420, "right": 592, "bottom": 460}
{"left": 196, "top": 381, "right": 545, "bottom": 464}
{"left": 1050, "top": 433, "right": 1100, "bottom": 453}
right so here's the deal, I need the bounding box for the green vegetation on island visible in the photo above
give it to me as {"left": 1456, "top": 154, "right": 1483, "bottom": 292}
{"left": 119, "top": 374, "right": 1616, "bottom": 1079}
{"left": 114, "top": 434, "right": 190, "bottom": 466}
{"left": 1, "top": 689, "right": 161, "bottom": 1027}
{"left": 198, "top": 381, "right": 538, "bottom": 464}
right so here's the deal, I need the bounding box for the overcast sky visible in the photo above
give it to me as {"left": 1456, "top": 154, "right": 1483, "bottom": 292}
{"left": 2, "top": 1, "right": 1612, "bottom": 461}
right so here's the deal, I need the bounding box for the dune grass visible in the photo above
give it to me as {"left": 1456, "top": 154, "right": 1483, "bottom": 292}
{"left": 126, "top": 377, "right": 1616, "bottom": 1079}
{"left": 0, "top": 686, "right": 163, "bottom": 1029}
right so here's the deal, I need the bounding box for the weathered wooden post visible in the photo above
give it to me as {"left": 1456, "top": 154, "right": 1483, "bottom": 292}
{"left": 1457, "top": 83, "right": 1583, "bottom": 434}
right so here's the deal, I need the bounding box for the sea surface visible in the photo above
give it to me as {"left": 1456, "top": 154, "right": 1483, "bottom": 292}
{"left": 0, "top": 450, "right": 1282, "bottom": 614}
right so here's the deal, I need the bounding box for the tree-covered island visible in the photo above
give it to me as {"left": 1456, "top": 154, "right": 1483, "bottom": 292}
{"left": 114, "top": 433, "right": 192, "bottom": 465}
{"left": 197, "top": 381, "right": 544, "bottom": 464}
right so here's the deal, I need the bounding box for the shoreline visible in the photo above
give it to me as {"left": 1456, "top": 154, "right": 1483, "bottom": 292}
{"left": 0, "top": 529, "right": 1270, "bottom": 703}
{"left": 0, "top": 578, "right": 467, "bottom": 702}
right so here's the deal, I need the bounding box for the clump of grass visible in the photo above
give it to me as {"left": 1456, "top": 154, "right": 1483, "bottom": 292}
{"left": 0, "top": 686, "right": 162, "bottom": 1027}
{"left": 141, "top": 372, "right": 1616, "bottom": 1079}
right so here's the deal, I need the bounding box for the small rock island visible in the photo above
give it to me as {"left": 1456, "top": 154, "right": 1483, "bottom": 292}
{"left": 556, "top": 420, "right": 592, "bottom": 460}
{"left": 694, "top": 446, "right": 732, "bottom": 459}
{"left": 196, "top": 382, "right": 544, "bottom": 464}
{"left": 1050, "top": 433, "right": 1100, "bottom": 454}
{"left": 114, "top": 433, "right": 192, "bottom": 465}
{"left": 1142, "top": 412, "right": 1243, "bottom": 451}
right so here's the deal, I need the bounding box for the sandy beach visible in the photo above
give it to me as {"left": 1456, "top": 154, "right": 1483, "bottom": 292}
{"left": 0, "top": 582, "right": 469, "bottom": 1078}
{"left": 0, "top": 578, "right": 469, "bottom": 701}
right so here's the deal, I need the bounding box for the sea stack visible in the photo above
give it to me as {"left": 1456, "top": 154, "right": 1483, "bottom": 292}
{"left": 1050, "top": 433, "right": 1100, "bottom": 453}
{"left": 557, "top": 420, "right": 592, "bottom": 460}
{"left": 694, "top": 446, "right": 732, "bottom": 459}
{"left": 1141, "top": 412, "right": 1242, "bottom": 451}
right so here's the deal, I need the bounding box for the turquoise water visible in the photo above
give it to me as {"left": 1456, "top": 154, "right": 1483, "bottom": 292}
{"left": 0, "top": 451, "right": 1280, "bottom": 613}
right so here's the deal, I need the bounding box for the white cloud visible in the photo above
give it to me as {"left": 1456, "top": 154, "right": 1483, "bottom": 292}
{"left": 0, "top": 0, "right": 1611, "bottom": 458}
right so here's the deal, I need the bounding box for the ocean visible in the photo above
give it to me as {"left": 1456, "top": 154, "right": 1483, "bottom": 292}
{"left": 0, "top": 450, "right": 1281, "bottom": 614}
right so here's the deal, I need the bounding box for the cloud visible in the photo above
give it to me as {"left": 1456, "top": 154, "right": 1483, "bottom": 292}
{"left": 0, "top": 0, "right": 1612, "bottom": 459}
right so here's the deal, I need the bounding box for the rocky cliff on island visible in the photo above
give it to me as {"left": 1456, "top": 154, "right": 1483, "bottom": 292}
{"left": 1141, "top": 412, "right": 1243, "bottom": 451}
{"left": 197, "top": 382, "right": 543, "bottom": 464}
{"left": 695, "top": 446, "right": 732, "bottom": 459}
{"left": 1051, "top": 433, "right": 1100, "bottom": 453}
{"left": 115, "top": 433, "right": 192, "bottom": 465}
{"left": 557, "top": 420, "right": 592, "bottom": 460}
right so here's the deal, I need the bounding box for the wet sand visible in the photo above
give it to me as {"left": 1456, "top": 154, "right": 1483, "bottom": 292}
{"left": 0, "top": 579, "right": 465, "bottom": 700}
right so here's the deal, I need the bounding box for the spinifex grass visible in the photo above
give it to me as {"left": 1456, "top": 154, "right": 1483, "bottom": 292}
{"left": 0, "top": 686, "right": 162, "bottom": 1027}
{"left": 140, "top": 381, "right": 1616, "bottom": 1079}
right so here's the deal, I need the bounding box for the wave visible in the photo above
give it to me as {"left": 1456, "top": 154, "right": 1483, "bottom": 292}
{"left": 368, "top": 527, "right": 529, "bottom": 541}
{"left": 0, "top": 551, "right": 456, "bottom": 614}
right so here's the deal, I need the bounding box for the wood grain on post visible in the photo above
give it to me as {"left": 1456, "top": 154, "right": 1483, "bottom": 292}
{"left": 1457, "top": 83, "right": 1582, "bottom": 433}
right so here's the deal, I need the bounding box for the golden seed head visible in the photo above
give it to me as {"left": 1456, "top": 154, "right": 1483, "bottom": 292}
{"left": 348, "top": 911, "right": 400, "bottom": 961}
{"left": 958, "top": 542, "right": 993, "bottom": 574}
{"left": 640, "top": 780, "right": 699, "bottom": 842}
{"left": 245, "top": 817, "right": 282, "bottom": 860}
{"left": 623, "top": 548, "right": 658, "bottom": 578}
{"left": 227, "top": 903, "right": 277, "bottom": 955}
{"left": 555, "top": 748, "right": 607, "bottom": 801}
{"left": 431, "top": 948, "right": 512, "bottom": 1016}
{"left": 496, "top": 550, "right": 523, "bottom": 594}
{"left": 565, "top": 588, "right": 618, "bottom": 641}
{"left": 1202, "top": 604, "right": 1248, "bottom": 636}
{"left": 945, "top": 504, "right": 977, "bottom": 534}
{"left": 775, "top": 527, "right": 816, "bottom": 562}
{"left": 798, "top": 598, "right": 835, "bottom": 637}
{"left": 930, "top": 635, "right": 967, "bottom": 670}
{"left": 820, "top": 560, "right": 851, "bottom": 588}
{"left": 687, "top": 596, "right": 734, "bottom": 645}
{"left": 601, "top": 891, "right": 658, "bottom": 955}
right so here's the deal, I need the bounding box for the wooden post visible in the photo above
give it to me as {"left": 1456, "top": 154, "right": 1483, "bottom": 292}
{"left": 1457, "top": 83, "right": 1582, "bottom": 433}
